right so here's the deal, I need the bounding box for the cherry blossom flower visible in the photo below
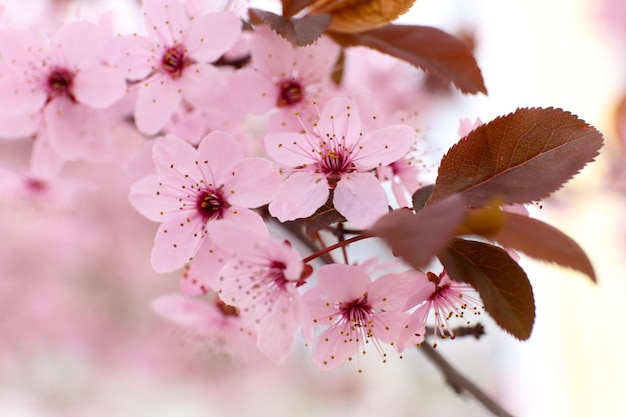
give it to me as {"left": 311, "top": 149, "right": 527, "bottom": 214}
{"left": 305, "top": 264, "right": 416, "bottom": 372}
{"left": 128, "top": 131, "right": 281, "bottom": 273}
{"left": 208, "top": 221, "right": 313, "bottom": 363}
{"left": 400, "top": 271, "right": 484, "bottom": 350}
{"left": 0, "top": 21, "right": 126, "bottom": 159}
{"left": 116, "top": 0, "right": 241, "bottom": 135}
{"left": 376, "top": 155, "right": 422, "bottom": 208}
{"left": 151, "top": 293, "right": 263, "bottom": 364}
{"left": 228, "top": 25, "right": 341, "bottom": 131}
{"left": 264, "top": 97, "right": 415, "bottom": 228}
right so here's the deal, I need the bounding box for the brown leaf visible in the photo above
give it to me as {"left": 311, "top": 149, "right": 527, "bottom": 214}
{"left": 282, "top": 0, "right": 317, "bottom": 17}
{"left": 492, "top": 212, "right": 596, "bottom": 282}
{"left": 305, "top": 199, "right": 347, "bottom": 235}
{"left": 370, "top": 194, "right": 466, "bottom": 269}
{"left": 249, "top": 9, "right": 331, "bottom": 47}
{"left": 439, "top": 238, "right": 535, "bottom": 340}
{"left": 428, "top": 108, "right": 604, "bottom": 207}
{"left": 309, "top": 0, "right": 416, "bottom": 33}
{"left": 330, "top": 24, "right": 487, "bottom": 94}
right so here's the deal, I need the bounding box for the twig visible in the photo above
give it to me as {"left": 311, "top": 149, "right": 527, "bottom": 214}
{"left": 419, "top": 343, "right": 516, "bottom": 417}
{"left": 424, "top": 323, "right": 486, "bottom": 340}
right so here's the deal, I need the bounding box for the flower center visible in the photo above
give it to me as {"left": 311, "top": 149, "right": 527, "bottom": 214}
{"left": 267, "top": 260, "right": 288, "bottom": 288}
{"left": 196, "top": 189, "right": 230, "bottom": 221}
{"left": 46, "top": 67, "right": 75, "bottom": 100}
{"left": 339, "top": 293, "right": 371, "bottom": 327}
{"left": 320, "top": 148, "right": 355, "bottom": 188}
{"left": 277, "top": 79, "right": 304, "bottom": 107}
{"left": 161, "top": 45, "right": 186, "bottom": 78}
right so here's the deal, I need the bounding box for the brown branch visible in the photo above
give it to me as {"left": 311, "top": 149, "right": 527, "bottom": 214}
{"left": 419, "top": 343, "right": 516, "bottom": 417}
{"left": 424, "top": 323, "right": 486, "bottom": 341}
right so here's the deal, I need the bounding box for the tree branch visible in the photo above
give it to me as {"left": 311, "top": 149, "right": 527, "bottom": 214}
{"left": 419, "top": 343, "right": 515, "bottom": 417}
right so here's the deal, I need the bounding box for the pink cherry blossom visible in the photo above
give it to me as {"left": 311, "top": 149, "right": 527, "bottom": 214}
{"left": 208, "top": 221, "right": 313, "bottom": 363}
{"left": 116, "top": 0, "right": 241, "bottom": 135}
{"left": 228, "top": 25, "right": 341, "bottom": 132}
{"left": 151, "top": 293, "right": 263, "bottom": 364}
{"left": 264, "top": 97, "right": 415, "bottom": 228}
{"left": 400, "top": 271, "right": 484, "bottom": 350}
{"left": 128, "top": 131, "right": 281, "bottom": 273}
{"left": 305, "top": 264, "right": 416, "bottom": 372}
{"left": 376, "top": 155, "right": 422, "bottom": 208}
{"left": 0, "top": 21, "right": 126, "bottom": 159}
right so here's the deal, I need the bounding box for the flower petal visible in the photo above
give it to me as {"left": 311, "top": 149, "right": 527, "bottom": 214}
{"left": 151, "top": 215, "right": 205, "bottom": 272}
{"left": 186, "top": 11, "right": 241, "bottom": 62}
{"left": 353, "top": 124, "right": 414, "bottom": 171}
{"left": 316, "top": 263, "right": 371, "bottom": 301}
{"left": 134, "top": 74, "right": 182, "bottom": 135}
{"left": 73, "top": 66, "right": 126, "bottom": 108}
{"left": 224, "top": 158, "right": 281, "bottom": 208}
{"left": 333, "top": 172, "right": 388, "bottom": 228}
{"left": 268, "top": 171, "right": 329, "bottom": 222}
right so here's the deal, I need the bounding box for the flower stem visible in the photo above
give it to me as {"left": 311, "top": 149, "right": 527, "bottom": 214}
{"left": 302, "top": 232, "right": 373, "bottom": 264}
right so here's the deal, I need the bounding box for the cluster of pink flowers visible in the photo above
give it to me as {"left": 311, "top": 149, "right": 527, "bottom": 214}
{"left": 0, "top": 0, "right": 486, "bottom": 370}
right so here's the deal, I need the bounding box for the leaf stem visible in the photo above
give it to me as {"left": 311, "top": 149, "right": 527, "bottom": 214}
{"left": 419, "top": 343, "right": 515, "bottom": 417}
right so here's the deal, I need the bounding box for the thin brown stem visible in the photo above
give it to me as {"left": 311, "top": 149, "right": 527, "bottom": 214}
{"left": 301, "top": 232, "right": 372, "bottom": 264}
{"left": 419, "top": 344, "right": 515, "bottom": 417}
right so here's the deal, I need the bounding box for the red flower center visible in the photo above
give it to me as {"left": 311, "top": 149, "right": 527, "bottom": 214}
{"left": 277, "top": 79, "right": 304, "bottom": 107}
{"left": 196, "top": 189, "right": 230, "bottom": 220}
{"left": 161, "top": 45, "right": 186, "bottom": 78}
{"left": 46, "top": 67, "right": 75, "bottom": 100}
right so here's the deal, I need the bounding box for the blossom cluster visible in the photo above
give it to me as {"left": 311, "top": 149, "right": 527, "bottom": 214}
{"left": 0, "top": 0, "right": 486, "bottom": 370}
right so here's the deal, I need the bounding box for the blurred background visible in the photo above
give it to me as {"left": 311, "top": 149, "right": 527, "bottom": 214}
{"left": 0, "top": 0, "right": 624, "bottom": 416}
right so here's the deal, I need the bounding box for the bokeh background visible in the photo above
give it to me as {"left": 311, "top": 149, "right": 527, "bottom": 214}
{"left": 0, "top": 0, "right": 624, "bottom": 416}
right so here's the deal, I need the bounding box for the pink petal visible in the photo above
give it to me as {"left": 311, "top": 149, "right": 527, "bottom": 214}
{"left": 333, "top": 172, "right": 388, "bottom": 229}
{"left": 369, "top": 311, "right": 408, "bottom": 345}
{"left": 0, "top": 113, "right": 39, "bottom": 139}
{"left": 195, "top": 130, "right": 243, "bottom": 181}
{"left": 353, "top": 124, "right": 415, "bottom": 171}
{"left": 129, "top": 175, "right": 183, "bottom": 222}
{"left": 207, "top": 219, "right": 270, "bottom": 257}
{"left": 151, "top": 293, "right": 217, "bottom": 326}
{"left": 316, "top": 97, "right": 363, "bottom": 146}
{"left": 44, "top": 98, "right": 112, "bottom": 161}
{"left": 142, "top": 0, "right": 190, "bottom": 45}
{"left": 227, "top": 69, "right": 276, "bottom": 114}
{"left": 0, "top": 70, "right": 46, "bottom": 116}
{"left": 134, "top": 74, "right": 182, "bottom": 135}
{"left": 186, "top": 11, "right": 241, "bottom": 63}
{"left": 367, "top": 271, "right": 422, "bottom": 311}
{"left": 218, "top": 207, "right": 268, "bottom": 237}
{"left": 263, "top": 131, "right": 319, "bottom": 167}
{"left": 312, "top": 325, "right": 357, "bottom": 371}
{"left": 292, "top": 35, "right": 341, "bottom": 84}
{"left": 180, "top": 239, "right": 231, "bottom": 295}
{"left": 51, "top": 21, "right": 107, "bottom": 69}
{"left": 114, "top": 35, "right": 158, "bottom": 81}
{"left": 179, "top": 62, "right": 224, "bottom": 109}
{"left": 250, "top": 25, "right": 294, "bottom": 78}
{"left": 73, "top": 66, "right": 126, "bottom": 108}
{"left": 398, "top": 306, "right": 428, "bottom": 351}
{"left": 255, "top": 290, "right": 301, "bottom": 363}
{"left": 224, "top": 157, "right": 281, "bottom": 208}
{"left": 317, "top": 264, "right": 371, "bottom": 301}
{"left": 152, "top": 134, "right": 198, "bottom": 179}
{"left": 151, "top": 215, "right": 206, "bottom": 272}
{"left": 268, "top": 171, "right": 329, "bottom": 222}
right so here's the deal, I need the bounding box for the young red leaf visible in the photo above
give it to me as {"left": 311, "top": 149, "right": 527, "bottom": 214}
{"left": 309, "top": 0, "right": 416, "bottom": 33}
{"left": 305, "top": 201, "right": 347, "bottom": 235}
{"left": 249, "top": 8, "right": 331, "bottom": 47}
{"left": 428, "top": 108, "right": 604, "bottom": 207}
{"left": 439, "top": 238, "right": 535, "bottom": 340}
{"left": 492, "top": 212, "right": 596, "bottom": 281}
{"left": 282, "top": 0, "right": 317, "bottom": 17}
{"left": 370, "top": 194, "right": 466, "bottom": 269}
{"left": 329, "top": 24, "right": 487, "bottom": 94}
